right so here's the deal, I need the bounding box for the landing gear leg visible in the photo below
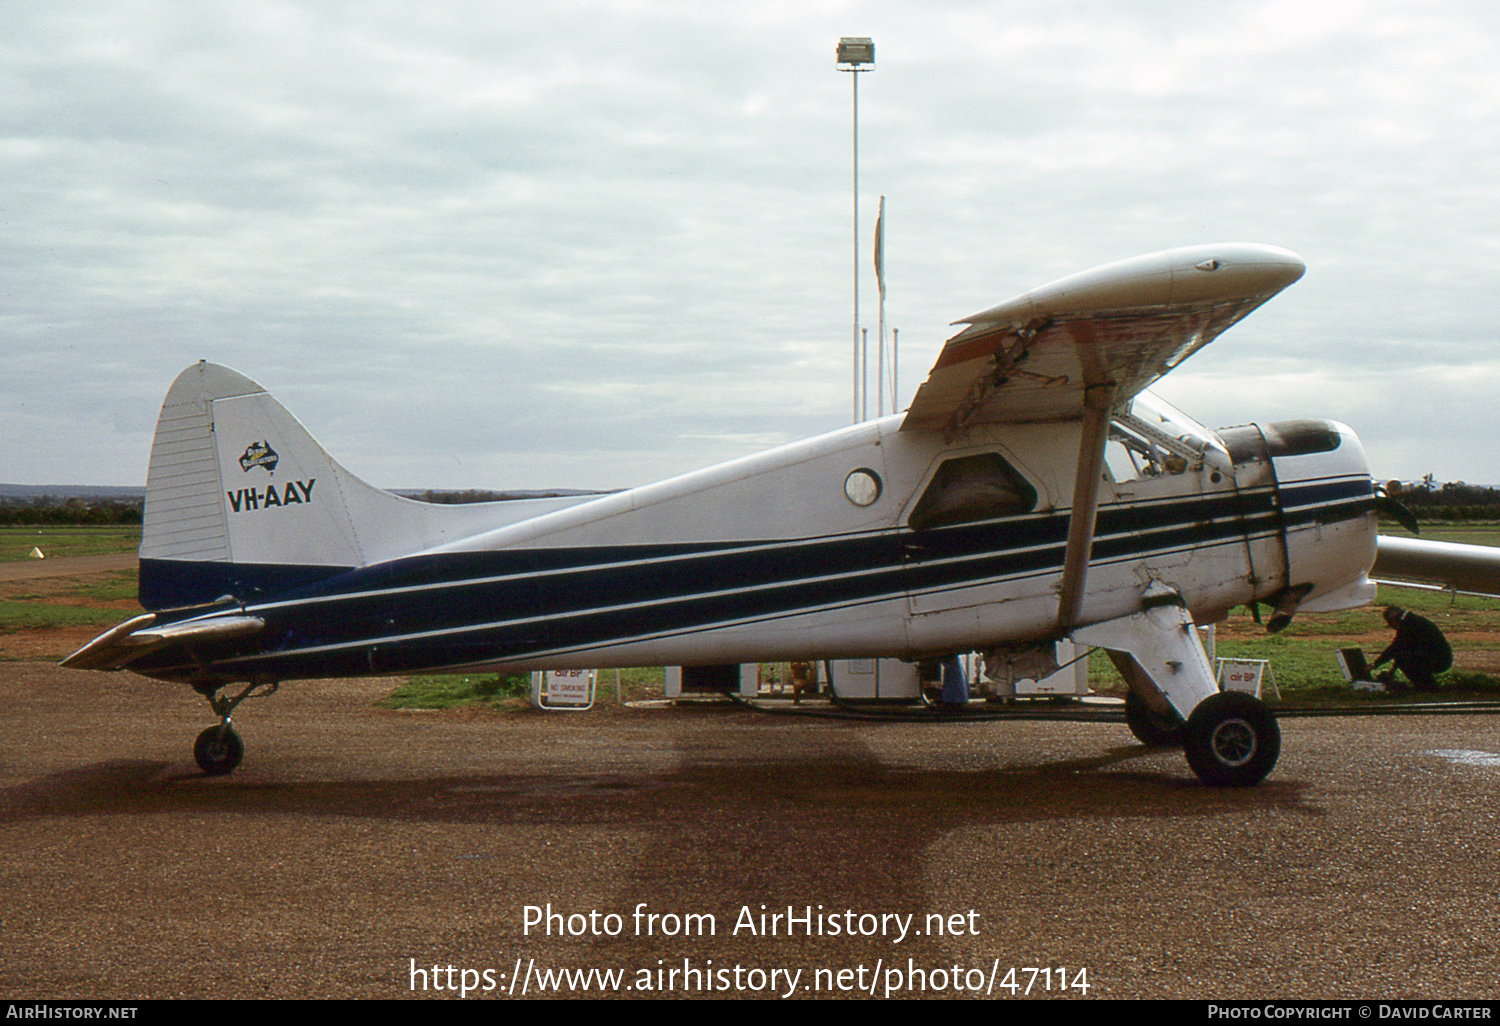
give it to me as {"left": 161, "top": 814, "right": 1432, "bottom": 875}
{"left": 191, "top": 681, "right": 279, "bottom": 776}
{"left": 1073, "top": 583, "right": 1281, "bottom": 785}
{"left": 1123, "top": 690, "right": 1184, "bottom": 747}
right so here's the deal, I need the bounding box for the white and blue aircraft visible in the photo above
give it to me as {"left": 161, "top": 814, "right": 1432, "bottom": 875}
{"left": 65, "top": 243, "right": 1388, "bottom": 786}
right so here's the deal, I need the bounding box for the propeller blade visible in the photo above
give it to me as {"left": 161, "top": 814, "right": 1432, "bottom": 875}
{"left": 1375, "top": 495, "right": 1420, "bottom": 535}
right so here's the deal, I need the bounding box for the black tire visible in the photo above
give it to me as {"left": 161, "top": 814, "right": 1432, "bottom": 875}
{"left": 194, "top": 725, "right": 244, "bottom": 776}
{"left": 1183, "top": 692, "right": 1279, "bottom": 786}
{"left": 1124, "top": 691, "right": 1184, "bottom": 747}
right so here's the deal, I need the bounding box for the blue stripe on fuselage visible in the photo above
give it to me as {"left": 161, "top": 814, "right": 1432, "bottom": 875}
{"left": 130, "top": 476, "right": 1372, "bottom": 680}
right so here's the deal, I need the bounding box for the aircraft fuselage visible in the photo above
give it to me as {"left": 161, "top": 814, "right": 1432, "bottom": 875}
{"left": 124, "top": 403, "right": 1376, "bottom": 688}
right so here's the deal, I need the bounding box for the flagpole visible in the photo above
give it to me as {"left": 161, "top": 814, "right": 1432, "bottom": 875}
{"left": 892, "top": 327, "right": 899, "bottom": 413}
{"left": 860, "top": 328, "right": 868, "bottom": 422}
{"left": 875, "top": 195, "right": 886, "bottom": 417}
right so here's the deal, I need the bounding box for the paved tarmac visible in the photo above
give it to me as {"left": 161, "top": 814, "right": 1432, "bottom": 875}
{"left": 1, "top": 662, "right": 1497, "bottom": 1001}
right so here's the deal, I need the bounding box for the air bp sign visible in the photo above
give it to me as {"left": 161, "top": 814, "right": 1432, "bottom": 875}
{"left": 531, "top": 669, "right": 596, "bottom": 711}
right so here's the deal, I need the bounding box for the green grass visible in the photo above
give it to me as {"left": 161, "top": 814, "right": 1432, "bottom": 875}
{"left": 1089, "top": 639, "right": 1500, "bottom": 704}
{"left": 1089, "top": 577, "right": 1500, "bottom": 705}
{"left": 66, "top": 569, "right": 140, "bottom": 602}
{"left": 380, "top": 666, "right": 668, "bottom": 710}
{"left": 1380, "top": 521, "right": 1500, "bottom": 547}
{"left": 0, "top": 526, "right": 140, "bottom": 562}
{"left": 1, "top": 570, "right": 139, "bottom": 607}
{"left": 1295, "top": 583, "right": 1500, "bottom": 634}
{"left": 0, "top": 600, "right": 128, "bottom": 631}
{"left": 378, "top": 672, "right": 534, "bottom": 710}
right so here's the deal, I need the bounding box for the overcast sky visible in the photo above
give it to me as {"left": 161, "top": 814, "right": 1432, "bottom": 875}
{"left": 7, "top": 0, "right": 1500, "bottom": 491}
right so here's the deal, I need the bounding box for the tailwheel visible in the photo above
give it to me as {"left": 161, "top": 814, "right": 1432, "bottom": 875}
{"left": 190, "top": 680, "right": 278, "bottom": 777}
{"left": 1183, "top": 691, "right": 1280, "bottom": 786}
{"left": 1124, "top": 691, "right": 1184, "bottom": 747}
{"left": 194, "top": 724, "right": 244, "bottom": 776}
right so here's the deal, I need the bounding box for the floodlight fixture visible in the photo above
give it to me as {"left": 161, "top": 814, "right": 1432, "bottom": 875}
{"left": 837, "top": 37, "right": 874, "bottom": 68}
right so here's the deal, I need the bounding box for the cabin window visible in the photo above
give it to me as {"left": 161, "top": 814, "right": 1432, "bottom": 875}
{"left": 844, "top": 468, "right": 883, "bottom": 507}
{"left": 1130, "top": 392, "right": 1221, "bottom": 456}
{"left": 1105, "top": 420, "right": 1189, "bottom": 483}
{"left": 909, "top": 453, "right": 1037, "bottom": 531}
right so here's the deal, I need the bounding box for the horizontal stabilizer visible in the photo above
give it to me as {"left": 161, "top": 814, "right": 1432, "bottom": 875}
{"left": 60, "top": 613, "right": 264, "bottom": 671}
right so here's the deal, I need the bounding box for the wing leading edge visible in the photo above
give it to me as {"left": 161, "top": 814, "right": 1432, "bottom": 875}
{"left": 902, "top": 243, "right": 1306, "bottom": 434}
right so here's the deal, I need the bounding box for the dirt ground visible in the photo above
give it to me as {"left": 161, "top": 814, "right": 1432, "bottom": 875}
{"left": 5, "top": 555, "right": 1500, "bottom": 1001}
{"left": 3, "top": 659, "right": 1500, "bottom": 1001}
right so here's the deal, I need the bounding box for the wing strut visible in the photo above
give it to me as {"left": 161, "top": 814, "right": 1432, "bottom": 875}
{"left": 1055, "top": 321, "right": 1116, "bottom": 632}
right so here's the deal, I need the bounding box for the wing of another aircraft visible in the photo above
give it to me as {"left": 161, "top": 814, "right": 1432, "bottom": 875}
{"left": 902, "top": 243, "right": 1306, "bottom": 434}
{"left": 1373, "top": 535, "right": 1500, "bottom": 598}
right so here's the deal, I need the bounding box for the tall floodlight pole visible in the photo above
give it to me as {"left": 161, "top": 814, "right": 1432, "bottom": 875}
{"left": 837, "top": 37, "right": 873, "bottom": 423}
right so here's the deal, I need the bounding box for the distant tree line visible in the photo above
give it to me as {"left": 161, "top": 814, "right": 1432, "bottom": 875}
{"left": 0, "top": 497, "right": 143, "bottom": 526}
{"left": 409, "top": 489, "right": 511, "bottom": 504}
{"left": 6, "top": 480, "right": 1492, "bottom": 527}
{"left": 0, "top": 488, "right": 604, "bottom": 527}
{"left": 405, "top": 489, "right": 611, "bottom": 504}
{"left": 1390, "top": 479, "right": 1500, "bottom": 521}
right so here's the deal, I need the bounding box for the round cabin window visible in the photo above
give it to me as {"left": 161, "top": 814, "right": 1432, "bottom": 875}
{"left": 844, "top": 468, "right": 882, "bottom": 507}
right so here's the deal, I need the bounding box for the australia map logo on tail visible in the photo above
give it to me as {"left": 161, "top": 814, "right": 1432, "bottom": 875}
{"left": 239, "top": 441, "right": 279, "bottom": 473}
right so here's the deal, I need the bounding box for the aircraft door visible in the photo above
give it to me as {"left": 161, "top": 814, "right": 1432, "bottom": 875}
{"left": 901, "top": 449, "right": 1044, "bottom": 623}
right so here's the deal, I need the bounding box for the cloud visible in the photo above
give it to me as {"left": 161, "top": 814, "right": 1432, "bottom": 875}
{"left": 6, "top": 1, "right": 1500, "bottom": 490}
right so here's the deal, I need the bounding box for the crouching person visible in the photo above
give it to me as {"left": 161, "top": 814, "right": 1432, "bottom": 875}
{"left": 1373, "top": 606, "right": 1452, "bottom": 691}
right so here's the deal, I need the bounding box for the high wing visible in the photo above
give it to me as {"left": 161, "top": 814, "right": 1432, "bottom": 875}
{"left": 902, "top": 243, "right": 1306, "bottom": 434}
{"left": 900, "top": 242, "right": 1306, "bottom": 633}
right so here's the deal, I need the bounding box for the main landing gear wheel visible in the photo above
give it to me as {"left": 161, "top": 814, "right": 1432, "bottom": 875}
{"left": 194, "top": 725, "right": 244, "bottom": 776}
{"left": 1124, "top": 691, "right": 1184, "bottom": 747}
{"left": 1183, "top": 691, "right": 1280, "bottom": 787}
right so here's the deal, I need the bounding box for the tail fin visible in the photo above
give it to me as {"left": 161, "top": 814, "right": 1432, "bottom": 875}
{"left": 138, "top": 362, "right": 547, "bottom": 610}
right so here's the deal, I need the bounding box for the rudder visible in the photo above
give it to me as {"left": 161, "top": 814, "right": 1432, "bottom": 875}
{"left": 139, "top": 362, "right": 369, "bottom": 609}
